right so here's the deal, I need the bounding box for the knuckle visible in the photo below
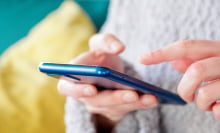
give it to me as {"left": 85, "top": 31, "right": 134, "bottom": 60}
{"left": 197, "top": 88, "right": 211, "bottom": 110}
{"left": 198, "top": 88, "right": 210, "bottom": 102}
{"left": 188, "top": 62, "right": 205, "bottom": 79}
{"left": 176, "top": 40, "right": 196, "bottom": 57}
{"left": 86, "top": 106, "right": 99, "bottom": 114}
{"left": 92, "top": 102, "right": 102, "bottom": 108}
{"left": 178, "top": 40, "right": 195, "bottom": 48}
{"left": 84, "top": 99, "right": 103, "bottom": 108}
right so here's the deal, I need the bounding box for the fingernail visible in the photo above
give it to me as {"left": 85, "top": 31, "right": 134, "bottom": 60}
{"left": 110, "top": 42, "right": 121, "bottom": 52}
{"left": 83, "top": 87, "right": 95, "bottom": 96}
{"left": 139, "top": 54, "right": 152, "bottom": 64}
{"left": 142, "top": 96, "right": 157, "bottom": 107}
{"left": 123, "top": 92, "right": 138, "bottom": 103}
{"left": 177, "top": 86, "right": 194, "bottom": 103}
{"left": 138, "top": 55, "right": 146, "bottom": 63}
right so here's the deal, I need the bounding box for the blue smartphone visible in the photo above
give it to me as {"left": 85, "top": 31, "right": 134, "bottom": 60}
{"left": 38, "top": 62, "right": 186, "bottom": 105}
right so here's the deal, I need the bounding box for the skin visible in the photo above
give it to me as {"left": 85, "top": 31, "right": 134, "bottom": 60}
{"left": 58, "top": 34, "right": 158, "bottom": 129}
{"left": 139, "top": 39, "right": 220, "bottom": 120}
{"left": 58, "top": 34, "right": 220, "bottom": 130}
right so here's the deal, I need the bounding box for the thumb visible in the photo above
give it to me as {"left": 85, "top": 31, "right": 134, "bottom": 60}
{"left": 89, "top": 33, "right": 125, "bottom": 55}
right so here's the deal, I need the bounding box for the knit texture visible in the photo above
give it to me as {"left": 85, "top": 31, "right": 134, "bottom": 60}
{"left": 65, "top": 0, "right": 220, "bottom": 132}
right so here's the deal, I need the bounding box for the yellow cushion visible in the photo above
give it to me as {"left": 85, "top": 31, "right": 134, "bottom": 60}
{"left": 0, "top": 1, "right": 95, "bottom": 133}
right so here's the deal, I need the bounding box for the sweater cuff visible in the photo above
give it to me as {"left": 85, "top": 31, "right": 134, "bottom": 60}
{"left": 65, "top": 97, "right": 96, "bottom": 133}
{"left": 64, "top": 60, "right": 160, "bottom": 133}
{"left": 112, "top": 60, "right": 160, "bottom": 133}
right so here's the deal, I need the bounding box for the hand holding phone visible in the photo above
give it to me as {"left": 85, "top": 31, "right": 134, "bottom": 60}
{"left": 40, "top": 34, "right": 184, "bottom": 124}
{"left": 39, "top": 62, "right": 186, "bottom": 105}
{"left": 48, "top": 34, "right": 160, "bottom": 123}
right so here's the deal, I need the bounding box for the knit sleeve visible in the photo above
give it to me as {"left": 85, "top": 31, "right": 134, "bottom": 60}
{"left": 112, "top": 60, "right": 160, "bottom": 133}
{"left": 65, "top": 97, "right": 96, "bottom": 133}
{"left": 64, "top": 60, "right": 160, "bottom": 133}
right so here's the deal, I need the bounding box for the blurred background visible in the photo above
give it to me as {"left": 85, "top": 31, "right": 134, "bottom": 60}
{"left": 0, "top": 0, "right": 109, "bottom": 133}
{"left": 0, "top": 0, "right": 109, "bottom": 54}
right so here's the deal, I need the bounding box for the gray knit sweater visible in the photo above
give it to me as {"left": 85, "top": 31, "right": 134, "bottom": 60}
{"left": 65, "top": 0, "right": 220, "bottom": 133}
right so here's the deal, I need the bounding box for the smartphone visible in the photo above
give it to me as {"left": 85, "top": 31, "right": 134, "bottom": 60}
{"left": 38, "top": 62, "right": 186, "bottom": 105}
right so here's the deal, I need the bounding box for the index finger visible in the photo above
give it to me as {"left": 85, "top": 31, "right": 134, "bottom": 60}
{"left": 140, "top": 40, "right": 220, "bottom": 64}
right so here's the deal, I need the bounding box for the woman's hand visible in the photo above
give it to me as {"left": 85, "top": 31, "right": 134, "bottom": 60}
{"left": 58, "top": 34, "right": 158, "bottom": 125}
{"left": 139, "top": 40, "right": 220, "bottom": 120}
